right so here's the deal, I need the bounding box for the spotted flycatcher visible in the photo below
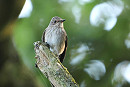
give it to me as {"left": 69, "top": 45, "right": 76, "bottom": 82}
{"left": 42, "top": 16, "right": 67, "bottom": 63}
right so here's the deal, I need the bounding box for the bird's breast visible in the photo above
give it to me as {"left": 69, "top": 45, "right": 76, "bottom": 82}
{"left": 45, "top": 27, "right": 66, "bottom": 55}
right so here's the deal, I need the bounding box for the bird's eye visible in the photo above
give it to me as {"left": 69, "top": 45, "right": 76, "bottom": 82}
{"left": 54, "top": 20, "right": 56, "bottom": 23}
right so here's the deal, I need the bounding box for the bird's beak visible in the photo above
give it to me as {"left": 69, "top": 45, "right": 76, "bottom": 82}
{"left": 60, "top": 19, "right": 65, "bottom": 22}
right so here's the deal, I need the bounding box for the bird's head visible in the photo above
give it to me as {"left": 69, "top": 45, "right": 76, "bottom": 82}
{"left": 49, "top": 16, "right": 65, "bottom": 28}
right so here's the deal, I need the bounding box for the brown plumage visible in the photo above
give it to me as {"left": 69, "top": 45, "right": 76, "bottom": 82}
{"left": 42, "top": 16, "right": 67, "bottom": 63}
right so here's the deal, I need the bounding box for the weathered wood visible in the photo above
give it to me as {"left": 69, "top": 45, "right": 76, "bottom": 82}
{"left": 34, "top": 41, "right": 79, "bottom": 87}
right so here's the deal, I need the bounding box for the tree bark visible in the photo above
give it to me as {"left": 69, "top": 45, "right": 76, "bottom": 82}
{"left": 34, "top": 41, "right": 79, "bottom": 87}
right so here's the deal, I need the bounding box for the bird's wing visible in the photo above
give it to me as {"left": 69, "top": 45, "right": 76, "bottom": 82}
{"left": 41, "top": 29, "right": 46, "bottom": 42}
{"left": 59, "top": 36, "right": 68, "bottom": 63}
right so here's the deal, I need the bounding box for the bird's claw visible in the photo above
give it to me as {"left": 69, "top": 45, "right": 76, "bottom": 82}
{"left": 45, "top": 42, "right": 50, "bottom": 49}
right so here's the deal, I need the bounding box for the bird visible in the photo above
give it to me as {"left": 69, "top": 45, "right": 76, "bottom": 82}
{"left": 41, "top": 16, "right": 67, "bottom": 63}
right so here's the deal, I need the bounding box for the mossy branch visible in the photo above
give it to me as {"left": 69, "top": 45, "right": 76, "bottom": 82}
{"left": 34, "top": 41, "right": 79, "bottom": 87}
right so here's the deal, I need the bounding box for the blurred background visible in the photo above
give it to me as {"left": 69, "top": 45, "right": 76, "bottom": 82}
{"left": 0, "top": 0, "right": 130, "bottom": 87}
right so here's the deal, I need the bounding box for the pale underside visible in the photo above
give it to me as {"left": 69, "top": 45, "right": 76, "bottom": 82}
{"left": 45, "top": 26, "right": 66, "bottom": 55}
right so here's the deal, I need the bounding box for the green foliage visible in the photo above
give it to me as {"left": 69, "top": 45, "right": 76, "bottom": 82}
{"left": 13, "top": 0, "right": 130, "bottom": 87}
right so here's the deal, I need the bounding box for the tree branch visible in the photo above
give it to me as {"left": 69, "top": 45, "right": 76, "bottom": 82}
{"left": 34, "top": 41, "right": 79, "bottom": 87}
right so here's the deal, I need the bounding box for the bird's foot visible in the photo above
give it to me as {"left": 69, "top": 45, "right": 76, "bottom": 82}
{"left": 45, "top": 42, "right": 50, "bottom": 49}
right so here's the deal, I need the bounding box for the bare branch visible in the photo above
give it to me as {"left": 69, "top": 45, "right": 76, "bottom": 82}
{"left": 34, "top": 41, "right": 79, "bottom": 87}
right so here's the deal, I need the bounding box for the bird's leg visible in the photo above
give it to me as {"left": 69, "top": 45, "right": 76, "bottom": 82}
{"left": 45, "top": 42, "right": 50, "bottom": 49}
